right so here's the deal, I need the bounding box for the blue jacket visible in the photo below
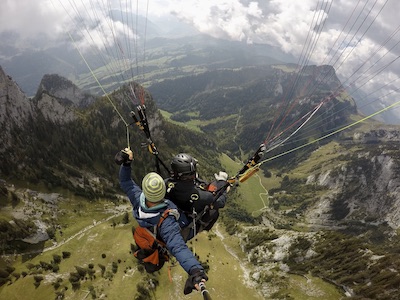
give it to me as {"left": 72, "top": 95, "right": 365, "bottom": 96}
{"left": 119, "top": 164, "right": 203, "bottom": 274}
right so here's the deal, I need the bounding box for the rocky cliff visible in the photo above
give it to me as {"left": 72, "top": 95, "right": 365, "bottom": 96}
{"left": 0, "top": 66, "right": 34, "bottom": 152}
{"left": 0, "top": 69, "right": 96, "bottom": 153}
{"left": 35, "top": 74, "right": 95, "bottom": 108}
{"left": 306, "top": 135, "right": 400, "bottom": 228}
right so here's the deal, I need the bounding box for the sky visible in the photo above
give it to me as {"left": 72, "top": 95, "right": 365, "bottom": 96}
{"left": 1, "top": 0, "right": 400, "bottom": 110}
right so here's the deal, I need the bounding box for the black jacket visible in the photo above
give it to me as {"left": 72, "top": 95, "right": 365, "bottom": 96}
{"left": 164, "top": 177, "right": 227, "bottom": 214}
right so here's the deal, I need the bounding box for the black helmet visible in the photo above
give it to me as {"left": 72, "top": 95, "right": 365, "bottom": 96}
{"left": 171, "top": 153, "right": 197, "bottom": 178}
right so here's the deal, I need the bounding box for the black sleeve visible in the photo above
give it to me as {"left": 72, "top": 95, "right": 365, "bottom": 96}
{"left": 193, "top": 188, "right": 215, "bottom": 212}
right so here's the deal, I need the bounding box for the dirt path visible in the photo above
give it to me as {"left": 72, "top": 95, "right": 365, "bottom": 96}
{"left": 214, "top": 225, "right": 257, "bottom": 290}
{"left": 2, "top": 205, "right": 130, "bottom": 258}
{"left": 42, "top": 209, "right": 129, "bottom": 253}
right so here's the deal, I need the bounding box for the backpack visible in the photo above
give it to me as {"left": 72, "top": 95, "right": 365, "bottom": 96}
{"left": 132, "top": 209, "right": 171, "bottom": 273}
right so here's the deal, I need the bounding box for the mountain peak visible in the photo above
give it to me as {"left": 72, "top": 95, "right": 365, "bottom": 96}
{"left": 0, "top": 65, "right": 34, "bottom": 152}
{"left": 301, "top": 64, "right": 341, "bottom": 90}
{"left": 36, "top": 74, "right": 95, "bottom": 107}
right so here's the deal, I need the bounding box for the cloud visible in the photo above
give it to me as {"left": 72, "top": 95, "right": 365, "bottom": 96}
{"left": 169, "top": 1, "right": 264, "bottom": 43}
{"left": 0, "top": 0, "right": 67, "bottom": 38}
{"left": 163, "top": 0, "right": 400, "bottom": 104}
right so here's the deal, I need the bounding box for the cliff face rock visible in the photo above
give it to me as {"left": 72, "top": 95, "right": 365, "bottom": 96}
{"left": 301, "top": 65, "right": 342, "bottom": 90}
{"left": 1, "top": 69, "right": 90, "bottom": 185}
{"left": 306, "top": 146, "right": 400, "bottom": 229}
{"left": 0, "top": 66, "right": 35, "bottom": 152}
{"left": 0, "top": 69, "right": 95, "bottom": 153}
{"left": 35, "top": 92, "right": 78, "bottom": 123}
{"left": 0, "top": 66, "right": 34, "bottom": 125}
{"left": 35, "top": 74, "right": 95, "bottom": 107}
{"left": 0, "top": 66, "right": 181, "bottom": 186}
{"left": 353, "top": 128, "right": 400, "bottom": 142}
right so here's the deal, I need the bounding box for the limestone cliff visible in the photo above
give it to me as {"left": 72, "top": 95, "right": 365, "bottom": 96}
{"left": 306, "top": 134, "right": 400, "bottom": 228}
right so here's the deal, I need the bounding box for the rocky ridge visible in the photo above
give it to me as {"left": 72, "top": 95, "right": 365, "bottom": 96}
{"left": 306, "top": 144, "right": 400, "bottom": 228}
{"left": 0, "top": 66, "right": 34, "bottom": 151}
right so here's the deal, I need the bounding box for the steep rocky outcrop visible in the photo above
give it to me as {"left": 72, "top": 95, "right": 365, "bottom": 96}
{"left": 36, "top": 74, "right": 95, "bottom": 108}
{"left": 0, "top": 66, "right": 35, "bottom": 152}
{"left": 0, "top": 69, "right": 89, "bottom": 154}
{"left": 0, "top": 67, "right": 104, "bottom": 182}
{"left": 353, "top": 128, "right": 400, "bottom": 142}
{"left": 0, "top": 66, "right": 221, "bottom": 185}
{"left": 306, "top": 142, "right": 400, "bottom": 228}
{"left": 33, "top": 74, "right": 96, "bottom": 123}
{"left": 301, "top": 64, "right": 341, "bottom": 90}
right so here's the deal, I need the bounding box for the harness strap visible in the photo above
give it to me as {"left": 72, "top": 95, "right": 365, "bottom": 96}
{"left": 143, "top": 208, "right": 180, "bottom": 250}
{"left": 192, "top": 207, "right": 197, "bottom": 256}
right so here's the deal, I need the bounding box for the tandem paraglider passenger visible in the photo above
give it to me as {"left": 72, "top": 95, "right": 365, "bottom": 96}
{"left": 115, "top": 148, "right": 208, "bottom": 295}
{"left": 164, "top": 153, "right": 230, "bottom": 241}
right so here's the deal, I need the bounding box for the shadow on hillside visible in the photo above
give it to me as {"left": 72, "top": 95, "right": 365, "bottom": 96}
{"left": 20, "top": 241, "right": 46, "bottom": 263}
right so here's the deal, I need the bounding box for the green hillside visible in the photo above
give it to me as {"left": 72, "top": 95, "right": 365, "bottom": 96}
{"left": 3, "top": 60, "right": 400, "bottom": 299}
{"left": 0, "top": 156, "right": 346, "bottom": 300}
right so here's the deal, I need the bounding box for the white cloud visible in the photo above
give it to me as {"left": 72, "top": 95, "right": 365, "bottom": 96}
{"left": 169, "top": 1, "right": 264, "bottom": 42}
{"left": 0, "top": 0, "right": 67, "bottom": 38}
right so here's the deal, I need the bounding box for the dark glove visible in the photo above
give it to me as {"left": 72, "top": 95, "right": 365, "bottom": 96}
{"left": 114, "top": 148, "right": 133, "bottom": 165}
{"left": 184, "top": 268, "right": 208, "bottom": 295}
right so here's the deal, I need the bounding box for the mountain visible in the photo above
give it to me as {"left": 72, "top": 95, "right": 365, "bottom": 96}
{"left": 147, "top": 63, "right": 400, "bottom": 298}
{"left": 149, "top": 64, "right": 357, "bottom": 160}
{"left": 2, "top": 64, "right": 400, "bottom": 299}
{"left": 0, "top": 66, "right": 223, "bottom": 186}
{"left": 306, "top": 131, "right": 400, "bottom": 228}
{"left": 0, "top": 19, "right": 296, "bottom": 97}
{"left": 0, "top": 66, "right": 257, "bottom": 300}
{"left": 146, "top": 59, "right": 400, "bottom": 228}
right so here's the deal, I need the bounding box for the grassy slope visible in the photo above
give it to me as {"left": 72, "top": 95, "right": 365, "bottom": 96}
{"left": 0, "top": 193, "right": 261, "bottom": 300}
{"left": 1, "top": 144, "right": 349, "bottom": 300}
{"left": 0, "top": 218, "right": 139, "bottom": 300}
{"left": 220, "top": 153, "right": 270, "bottom": 214}
{"left": 286, "top": 275, "right": 344, "bottom": 299}
{"left": 159, "top": 109, "right": 239, "bottom": 134}
{"left": 155, "top": 230, "right": 262, "bottom": 300}
{"left": 220, "top": 153, "right": 344, "bottom": 299}
{"left": 0, "top": 174, "right": 344, "bottom": 300}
